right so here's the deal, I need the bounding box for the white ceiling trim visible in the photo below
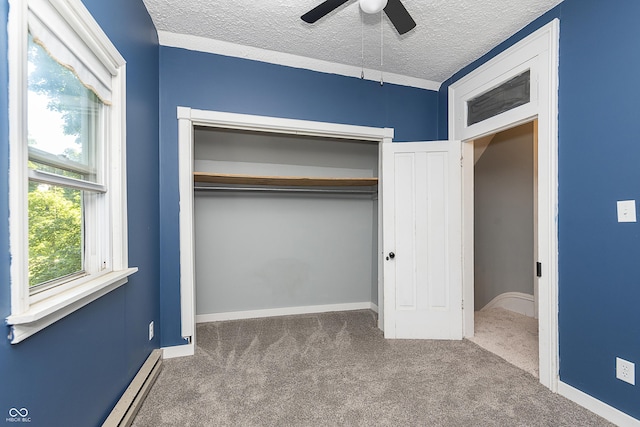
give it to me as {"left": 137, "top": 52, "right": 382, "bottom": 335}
{"left": 158, "top": 31, "right": 441, "bottom": 91}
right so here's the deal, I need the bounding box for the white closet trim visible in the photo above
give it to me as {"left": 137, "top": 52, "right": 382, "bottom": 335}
{"left": 174, "top": 107, "right": 393, "bottom": 351}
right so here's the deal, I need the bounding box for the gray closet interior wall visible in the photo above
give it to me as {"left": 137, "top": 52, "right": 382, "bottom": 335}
{"left": 474, "top": 122, "right": 534, "bottom": 309}
{"left": 193, "top": 128, "right": 379, "bottom": 316}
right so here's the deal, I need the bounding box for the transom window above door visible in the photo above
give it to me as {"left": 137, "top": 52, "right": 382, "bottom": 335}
{"left": 466, "top": 70, "right": 531, "bottom": 126}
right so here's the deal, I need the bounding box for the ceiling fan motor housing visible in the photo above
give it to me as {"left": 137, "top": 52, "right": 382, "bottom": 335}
{"left": 359, "top": 0, "right": 388, "bottom": 14}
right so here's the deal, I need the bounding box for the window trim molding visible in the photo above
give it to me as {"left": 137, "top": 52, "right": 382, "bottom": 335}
{"left": 8, "top": 0, "right": 29, "bottom": 317}
{"left": 6, "top": 268, "right": 137, "bottom": 343}
{"left": 6, "top": 0, "right": 135, "bottom": 344}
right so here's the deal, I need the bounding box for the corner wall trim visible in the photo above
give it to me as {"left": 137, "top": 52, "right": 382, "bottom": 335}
{"left": 196, "top": 302, "right": 377, "bottom": 323}
{"left": 162, "top": 343, "right": 195, "bottom": 359}
{"left": 558, "top": 381, "right": 640, "bottom": 427}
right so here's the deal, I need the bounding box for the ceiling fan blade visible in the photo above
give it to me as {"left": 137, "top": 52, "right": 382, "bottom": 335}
{"left": 301, "top": 0, "right": 351, "bottom": 23}
{"left": 384, "top": 0, "right": 416, "bottom": 34}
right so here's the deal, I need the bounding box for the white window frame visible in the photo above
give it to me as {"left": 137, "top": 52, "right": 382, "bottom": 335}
{"left": 6, "top": 0, "right": 137, "bottom": 344}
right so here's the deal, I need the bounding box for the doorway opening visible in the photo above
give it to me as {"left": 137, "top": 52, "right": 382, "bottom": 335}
{"left": 467, "top": 120, "right": 539, "bottom": 378}
{"left": 452, "top": 20, "right": 559, "bottom": 390}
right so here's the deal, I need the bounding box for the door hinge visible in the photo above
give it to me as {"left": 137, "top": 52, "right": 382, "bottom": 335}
{"left": 536, "top": 262, "right": 542, "bottom": 278}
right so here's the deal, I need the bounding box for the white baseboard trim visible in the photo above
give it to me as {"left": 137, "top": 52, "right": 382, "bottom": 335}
{"left": 558, "top": 381, "right": 640, "bottom": 427}
{"left": 481, "top": 292, "right": 535, "bottom": 317}
{"left": 196, "top": 302, "right": 377, "bottom": 323}
{"left": 162, "top": 342, "right": 195, "bottom": 359}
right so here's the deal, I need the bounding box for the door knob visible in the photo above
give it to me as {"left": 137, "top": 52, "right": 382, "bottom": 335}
{"left": 386, "top": 252, "right": 395, "bottom": 260}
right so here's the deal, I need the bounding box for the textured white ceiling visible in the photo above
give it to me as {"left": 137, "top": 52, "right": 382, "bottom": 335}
{"left": 142, "top": 0, "right": 563, "bottom": 85}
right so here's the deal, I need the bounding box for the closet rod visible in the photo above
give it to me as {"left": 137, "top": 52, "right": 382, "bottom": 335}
{"left": 194, "top": 186, "right": 377, "bottom": 195}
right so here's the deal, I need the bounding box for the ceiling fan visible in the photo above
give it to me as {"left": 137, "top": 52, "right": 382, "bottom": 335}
{"left": 302, "top": 0, "right": 416, "bottom": 35}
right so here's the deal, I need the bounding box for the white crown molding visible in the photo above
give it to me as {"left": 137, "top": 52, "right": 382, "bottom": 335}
{"left": 158, "top": 31, "right": 440, "bottom": 91}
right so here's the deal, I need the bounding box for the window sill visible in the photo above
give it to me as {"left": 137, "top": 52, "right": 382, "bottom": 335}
{"left": 5, "top": 267, "right": 138, "bottom": 344}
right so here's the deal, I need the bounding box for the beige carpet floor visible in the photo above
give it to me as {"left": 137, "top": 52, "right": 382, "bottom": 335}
{"left": 468, "top": 308, "right": 539, "bottom": 378}
{"left": 132, "top": 310, "right": 611, "bottom": 426}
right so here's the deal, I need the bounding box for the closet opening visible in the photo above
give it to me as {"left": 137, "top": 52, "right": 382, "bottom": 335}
{"left": 176, "top": 109, "right": 394, "bottom": 354}
{"left": 467, "top": 120, "right": 539, "bottom": 378}
{"left": 192, "top": 127, "right": 381, "bottom": 324}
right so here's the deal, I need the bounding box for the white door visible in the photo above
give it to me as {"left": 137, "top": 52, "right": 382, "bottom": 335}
{"left": 382, "top": 141, "right": 463, "bottom": 339}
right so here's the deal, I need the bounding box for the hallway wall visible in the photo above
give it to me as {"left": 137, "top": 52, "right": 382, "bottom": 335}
{"left": 474, "top": 123, "right": 534, "bottom": 309}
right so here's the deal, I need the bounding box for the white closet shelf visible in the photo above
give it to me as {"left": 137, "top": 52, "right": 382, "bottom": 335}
{"left": 193, "top": 172, "right": 378, "bottom": 187}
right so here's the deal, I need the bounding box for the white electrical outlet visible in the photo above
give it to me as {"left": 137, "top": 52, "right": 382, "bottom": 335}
{"left": 616, "top": 357, "right": 635, "bottom": 385}
{"left": 149, "top": 321, "right": 154, "bottom": 341}
{"left": 617, "top": 200, "right": 637, "bottom": 222}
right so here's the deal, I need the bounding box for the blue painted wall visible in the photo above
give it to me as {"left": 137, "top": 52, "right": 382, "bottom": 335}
{"left": 557, "top": 0, "right": 640, "bottom": 418}
{"left": 158, "top": 48, "right": 439, "bottom": 346}
{"left": 439, "top": 0, "right": 640, "bottom": 419}
{"left": 0, "top": 1, "right": 160, "bottom": 426}
{"left": 5, "top": 0, "right": 635, "bottom": 423}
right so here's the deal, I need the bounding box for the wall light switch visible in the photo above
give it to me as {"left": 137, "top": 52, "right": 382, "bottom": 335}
{"left": 617, "top": 200, "right": 636, "bottom": 223}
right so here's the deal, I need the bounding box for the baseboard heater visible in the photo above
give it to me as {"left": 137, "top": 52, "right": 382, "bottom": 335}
{"left": 102, "top": 349, "right": 163, "bottom": 427}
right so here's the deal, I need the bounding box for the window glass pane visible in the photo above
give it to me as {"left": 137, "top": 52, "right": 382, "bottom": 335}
{"left": 27, "top": 33, "right": 102, "bottom": 183}
{"left": 28, "top": 182, "right": 84, "bottom": 289}
{"left": 467, "top": 70, "right": 531, "bottom": 126}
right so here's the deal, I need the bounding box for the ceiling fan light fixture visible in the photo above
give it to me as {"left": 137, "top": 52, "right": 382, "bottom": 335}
{"left": 359, "top": 0, "right": 388, "bottom": 14}
{"left": 302, "top": 0, "right": 415, "bottom": 35}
